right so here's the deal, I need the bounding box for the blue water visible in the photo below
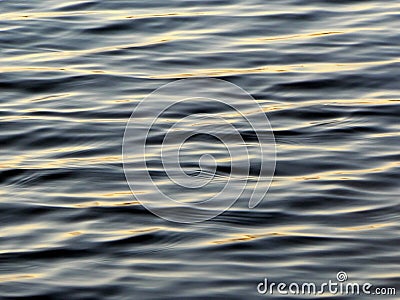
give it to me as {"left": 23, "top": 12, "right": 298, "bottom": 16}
{"left": 0, "top": 0, "right": 399, "bottom": 299}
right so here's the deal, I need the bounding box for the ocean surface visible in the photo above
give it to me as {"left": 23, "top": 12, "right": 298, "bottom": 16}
{"left": 1, "top": 0, "right": 399, "bottom": 299}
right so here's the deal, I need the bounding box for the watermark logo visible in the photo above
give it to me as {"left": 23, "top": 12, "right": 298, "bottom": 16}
{"left": 122, "top": 78, "right": 276, "bottom": 223}
{"left": 336, "top": 271, "right": 348, "bottom": 282}
{"left": 257, "top": 271, "right": 396, "bottom": 296}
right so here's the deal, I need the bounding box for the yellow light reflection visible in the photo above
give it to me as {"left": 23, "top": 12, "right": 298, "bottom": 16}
{"left": 0, "top": 274, "right": 42, "bottom": 282}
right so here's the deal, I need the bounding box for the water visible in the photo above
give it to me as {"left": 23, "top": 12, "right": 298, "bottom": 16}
{"left": 1, "top": 0, "right": 399, "bottom": 299}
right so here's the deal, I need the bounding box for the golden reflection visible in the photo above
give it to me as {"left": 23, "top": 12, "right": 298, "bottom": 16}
{"left": 2, "top": 59, "right": 398, "bottom": 81}
{"left": 0, "top": 11, "right": 117, "bottom": 20}
{"left": 30, "top": 93, "right": 74, "bottom": 103}
{"left": 105, "top": 227, "right": 163, "bottom": 235}
{"left": 73, "top": 200, "right": 139, "bottom": 208}
{"left": 308, "top": 205, "right": 379, "bottom": 215}
{"left": 0, "top": 36, "right": 175, "bottom": 63}
{"left": 214, "top": 234, "right": 263, "bottom": 244}
{"left": 100, "top": 191, "right": 133, "bottom": 197}
{"left": 366, "top": 272, "right": 400, "bottom": 279}
{"left": 1, "top": 223, "right": 46, "bottom": 235}
{"left": 212, "top": 225, "right": 314, "bottom": 244}
{"left": 260, "top": 99, "right": 399, "bottom": 117}
{"left": 341, "top": 222, "right": 395, "bottom": 231}
{"left": 296, "top": 176, "right": 321, "bottom": 181}
{"left": 290, "top": 160, "right": 399, "bottom": 182}
{"left": 0, "top": 10, "right": 216, "bottom": 21}
{"left": 122, "top": 11, "right": 214, "bottom": 20}
{"left": 68, "top": 231, "right": 83, "bottom": 236}
{"left": 63, "top": 227, "right": 163, "bottom": 237}
{"left": 149, "top": 58, "right": 400, "bottom": 79}
{"left": 0, "top": 274, "right": 41, "bottom": 282}
{"left": 242, "top": 31, "right": 343, "bottom": 42}
{"left": 346, "top": 3, "right": 400, "bottom": 11}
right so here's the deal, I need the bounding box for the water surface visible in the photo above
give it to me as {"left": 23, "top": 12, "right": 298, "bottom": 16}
{"left": 0, "top": 0, "right": 399, "bottom": 299}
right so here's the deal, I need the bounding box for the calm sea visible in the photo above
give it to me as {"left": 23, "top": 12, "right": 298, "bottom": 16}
{"left": 0, "top": 0, "right": 399, "bottom": 299}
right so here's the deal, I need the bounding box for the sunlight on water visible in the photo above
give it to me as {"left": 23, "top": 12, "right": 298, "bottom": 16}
{"left": 0, "top": 0, "right": 399, "bottom": 298}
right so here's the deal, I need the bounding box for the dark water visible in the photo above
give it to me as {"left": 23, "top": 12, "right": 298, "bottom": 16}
{"left": 1, "top": 0, "right": 399, "bottom": 299}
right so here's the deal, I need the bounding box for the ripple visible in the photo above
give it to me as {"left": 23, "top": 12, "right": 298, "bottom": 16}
{"left": 0, "top": 0, "right": 399, "bottom": 299}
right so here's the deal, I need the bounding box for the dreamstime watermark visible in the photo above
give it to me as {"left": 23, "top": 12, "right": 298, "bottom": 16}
{"left": 122, "top": 78, "right": 276, "bottom": 223}
{"left": 257, "top": 271, "right": 396, "bottom": 296}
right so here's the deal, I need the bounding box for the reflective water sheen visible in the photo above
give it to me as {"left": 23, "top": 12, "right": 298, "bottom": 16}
{"left": 1, "top": 0, "right": 399, "bottom": 299}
